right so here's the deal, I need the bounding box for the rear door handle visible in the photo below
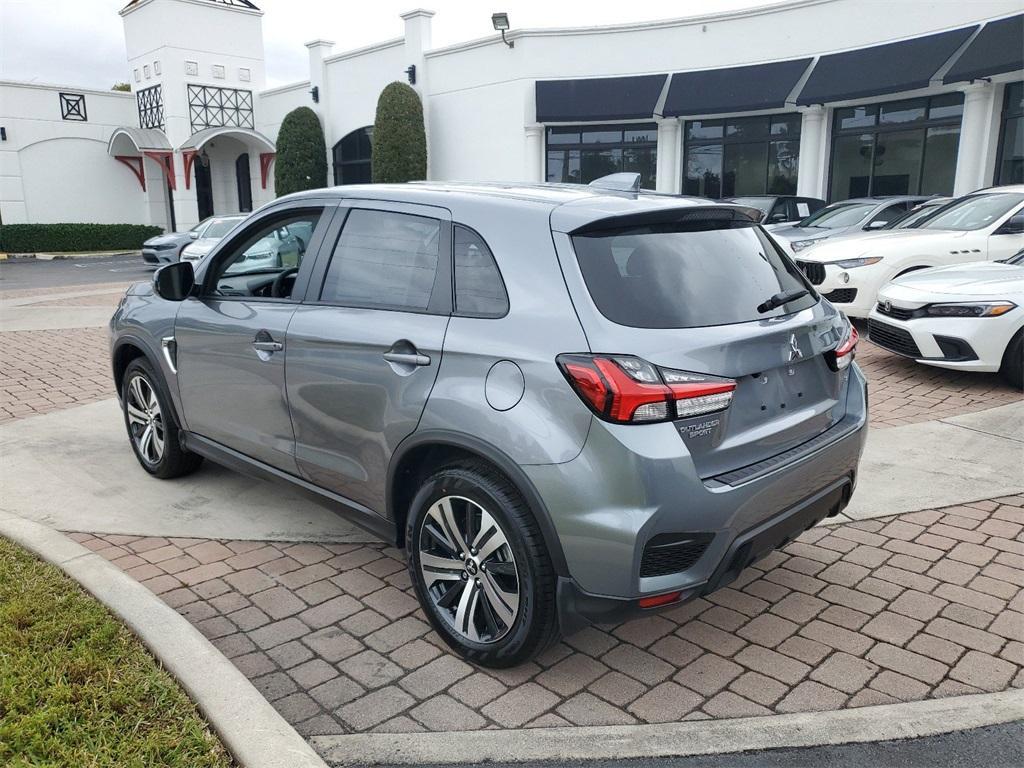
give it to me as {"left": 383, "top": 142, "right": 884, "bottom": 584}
{"left": 253, "top": 341, "right": 284, "bottom": 352}
{"left": 383, "top": 351, "right": 431, "bottom": 367}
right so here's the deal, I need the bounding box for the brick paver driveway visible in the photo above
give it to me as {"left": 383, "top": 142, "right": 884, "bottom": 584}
{"left": 76, "top": 498, "right": 1024, "bottom": 740}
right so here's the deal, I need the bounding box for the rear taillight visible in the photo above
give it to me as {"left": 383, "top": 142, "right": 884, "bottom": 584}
{"left": 557, "top": 354, "right": 736, "bottom": 424}
{"left": 828, "top": 324, "right": 858, "bottom": 371}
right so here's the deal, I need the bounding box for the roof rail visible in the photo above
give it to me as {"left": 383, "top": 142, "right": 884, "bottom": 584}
{"left": 588, "top": 173, "right": 642, "bottom": 193}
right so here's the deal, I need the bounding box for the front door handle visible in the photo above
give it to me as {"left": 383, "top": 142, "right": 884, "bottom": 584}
{"left": 253, "top": 340, "right": 284, "bottom": 352}
{"left": 383, "top": 351, "right": 431, "bottom": 367}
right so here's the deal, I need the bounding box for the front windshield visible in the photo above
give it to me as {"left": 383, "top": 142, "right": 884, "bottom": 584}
{"left": 799, "top": 203, "right": 874, "bottom": 229}
{"left": 728, "top": 197, "right": 773, "bottom": 214}
{"left": 203, "top": 218, "right": 241, "bottom": 238}
{"left": 1009, "top": 249, "right": 1024, "bottom": 266}
{"left": 922, "top": 193, "right": 1024, "bottom": 232}
{"left": 885, "top": 203, "right": 942, "bottom": 230}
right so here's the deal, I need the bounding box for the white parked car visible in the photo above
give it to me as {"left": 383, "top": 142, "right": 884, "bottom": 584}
{"left": 867, "top": 248, "right": 1024, "bottom": 389}
{"left": 792, "top": 186, "right": 1024, "bottom": 318}
{"left": 180, "top": 214, "right": 247, "bottom": 263}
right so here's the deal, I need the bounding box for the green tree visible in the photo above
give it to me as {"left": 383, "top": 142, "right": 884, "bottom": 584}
{"left": 111, "top": 82, "right": 131, "bottom": 92}
{"left": 372, "top": 82, "right": 427, "bottom": 183}
{"left": 274, "top": 106, "right": 327, "bottom": 197}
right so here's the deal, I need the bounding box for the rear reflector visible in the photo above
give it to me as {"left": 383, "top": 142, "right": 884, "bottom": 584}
{"left": 557, "top": 354, "right": 736, "bottom": 424}
{"left": 638, "top": 591, "right": 683, "bottom": 609}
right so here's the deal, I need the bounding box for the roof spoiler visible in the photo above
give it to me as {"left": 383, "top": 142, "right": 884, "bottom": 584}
{"left": 588, "top": 172, "right": 642, "bottom": 193}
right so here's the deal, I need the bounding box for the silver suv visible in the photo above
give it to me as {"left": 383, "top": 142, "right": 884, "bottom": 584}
{"left": 110, "top": 181, "right": 868, "bottom": 667}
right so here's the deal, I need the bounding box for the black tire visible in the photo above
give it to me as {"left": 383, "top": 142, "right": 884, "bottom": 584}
{"left": 121, "top": 357, "right": 203, "bottom": 479}
{"left": 406, "top": 461, "right": 559, "bottom": 668}
{"left": 1000, "top": 330, "right": 1023, "bottom": 391}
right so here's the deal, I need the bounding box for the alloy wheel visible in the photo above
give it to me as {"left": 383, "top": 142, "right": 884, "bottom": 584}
{"left": 126, "top": 374, "right": 165, "bottom": 465}
{"left": 418, "top": 495, "right": 521, "bottom": 643}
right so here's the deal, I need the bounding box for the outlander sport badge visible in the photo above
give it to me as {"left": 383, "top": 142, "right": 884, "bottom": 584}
{"left": 788, "top": 334, "right": 803, "bottom": 362}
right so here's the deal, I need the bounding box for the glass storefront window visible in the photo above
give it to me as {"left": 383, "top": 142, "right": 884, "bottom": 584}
{"left": 683, "top": 112, "right": 801, "bottom": 199}
{"left": 997, "top": 82, "right": 1024, "bottom": 186}
{"left": 829, "top": 94, "right": 963, "bottom": 200}
{"left": 545, "top": 124, "right": 657, "bottom": 189}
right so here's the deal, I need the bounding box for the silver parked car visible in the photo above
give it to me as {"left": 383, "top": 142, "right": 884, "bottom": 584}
{"left": 110, "top": 180, "right": 868, "bottom": 667}
{"left": 141, "top": 217, "right": 218, "bottom": 265}
{"left": 179, "top": 214, "right": 247, "bottom": 264}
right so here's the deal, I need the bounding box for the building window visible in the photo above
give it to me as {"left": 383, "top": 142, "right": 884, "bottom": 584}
{"left": 136, "top": 84, "right": 164, "bottom": 130}
{"left": 997, "top": 82, "right": 1024, "bottom": 186}
{"left": 59, "top": 93, "right": 87, "bottom": 122}
{"left": 187, "top": 85, "right": 254, "bottom": 131}
{"left": 682, "top": 114, "right": 801, "bottom": 199}
{"left": 185, "top": 60, "right": 199, "bottom": 76}
{"left": 545, "top": 124, "right": 657, "bottom": 189}
{"left": 332, "top": 127, "right": 373, "bottom": 185}
{"left": 829, "top": 93, "right": 963, "bottom": 201}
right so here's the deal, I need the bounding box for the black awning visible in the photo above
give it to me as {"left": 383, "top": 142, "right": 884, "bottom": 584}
{"left": 661, "top": 58, "right": 812, "bottom": 116}
{"left": 796, "top": 26, "right": 977, "bottom": 105}
{"left": 944, "top": 15, "right": 1024, "bottom": 84}
{"left": 535, "top": 75, "right": 667, "bottom": 122}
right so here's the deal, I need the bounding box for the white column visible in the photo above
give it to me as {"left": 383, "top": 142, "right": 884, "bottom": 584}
{"left": 305, "top": 39, "right": 334, "bottom": 184}
{"left": 954, "top": 82, "right": 997, "bottom": 196}
{"left": 656, "top": 118, "right": 680, "bottom": 194}
{"left": 170, "top": 153, "right": 199, "bottom": 231}
{"left": 796, "top": 106, "right": 826, "bottom": 199}
{"left": 402, "top": 9, "right": 434, "bottom": 178}
{"left": 524, "top": 124, "right": 544, "bottom": 182}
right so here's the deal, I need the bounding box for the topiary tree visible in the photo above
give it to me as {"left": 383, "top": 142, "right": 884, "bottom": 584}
{"left": 274, "top": 106, "right": 327, "bottom": 197}
{"left": 372, "top": 82, "right": 427, "bottom": 183}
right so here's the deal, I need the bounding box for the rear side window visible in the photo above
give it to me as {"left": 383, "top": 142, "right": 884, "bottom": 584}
{"left": 454, "top": 225, "right": 508, "bottom": 317}
{"left": 321, "top": 209, "right": 441, "bottom": 312}
{"left": 571, "top": 221, "right": 816, "bottom": 329}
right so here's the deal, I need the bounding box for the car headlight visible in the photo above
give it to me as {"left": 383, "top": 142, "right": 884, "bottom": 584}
{"left": 791, "top": 239, "right": 818, "bottom": 252}
{"left": 924, "top": 301, "right": 1017, "bottom": 318}
{"left": 825, "top": 257, "right": 883, "bottom": 269}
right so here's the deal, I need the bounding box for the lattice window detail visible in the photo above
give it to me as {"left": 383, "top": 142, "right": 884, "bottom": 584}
{"left": 187, "top": 85, "right": 254, "bottom": 131}
{"left": 136, "top": 85, "right": 164, "bottom": 130}
{"left": 59, "top": 92, "right": 87, "bottom": 121}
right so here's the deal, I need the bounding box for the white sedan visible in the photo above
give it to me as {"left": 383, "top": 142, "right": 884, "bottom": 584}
{"left": 867, "top": 249, "right": 1024, "bottom": 389}
{"left": 791, "top": 186, "right": 1024, "bottom": 318}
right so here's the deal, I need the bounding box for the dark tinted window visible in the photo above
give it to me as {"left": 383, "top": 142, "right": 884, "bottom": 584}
{"left": 571, "top": 220, "right": 815, "bottom": 329}
{"left": 454, "top": 225, "right": 508, "bottom": 317}
{"left": 321, "top": 209, "right": 440, "bottom": 312}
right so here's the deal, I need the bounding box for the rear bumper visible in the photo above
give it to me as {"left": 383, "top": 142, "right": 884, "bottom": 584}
{"left": 526, "top": 363, "right": 868, "bottom": 624}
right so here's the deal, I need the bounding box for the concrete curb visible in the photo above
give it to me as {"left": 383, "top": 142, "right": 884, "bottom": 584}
{"left": 14, "top": 250, "right": 139, "bottom": 261}
{"left": 0, "top": 511, "right": 328, "bottom": 768}
{"left": 312, "top": 689, "right": 1024, "bottom": 765}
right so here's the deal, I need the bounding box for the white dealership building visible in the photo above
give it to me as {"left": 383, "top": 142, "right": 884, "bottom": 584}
{"left": 0, "top": 0, "right": 1022, "bottom": 233}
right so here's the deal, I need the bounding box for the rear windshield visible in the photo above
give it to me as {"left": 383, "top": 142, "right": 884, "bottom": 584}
{"left": 571, "top": 221, "right": 817, "bottom": 329}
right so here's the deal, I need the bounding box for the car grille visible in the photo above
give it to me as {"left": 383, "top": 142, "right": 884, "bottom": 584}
{"left": 796, "top": 260, "right": 825, "bottom": 285}
{"left": 875, "top": 302, "right": 915, "bottom": 321}
{"left": 822, "top": 288, "right": 858, "bottom": 304}
{"left": 640, "top": 534, "right": 711, "bottom": 578}
{"left": 868, "top": 319, "right": 922, "bottom": 358}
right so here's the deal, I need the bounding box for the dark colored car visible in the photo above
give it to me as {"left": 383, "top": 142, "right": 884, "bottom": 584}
{"left": 725, "top": 196, "right": 826, "bottom": 225}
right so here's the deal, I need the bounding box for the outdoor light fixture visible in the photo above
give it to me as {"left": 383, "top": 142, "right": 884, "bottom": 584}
{"left": 406, "top": 64, "right": 416, "bottom": 85}
{"left": 310, "top": 85, "right": 319, "bottom": 103}
{"left": 492, "top": 12, "right": 513, "bottom": 48}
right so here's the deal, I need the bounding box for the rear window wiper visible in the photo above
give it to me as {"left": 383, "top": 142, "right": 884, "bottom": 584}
{"left": 758, "top": 288, "right": 809, "bottom": 314}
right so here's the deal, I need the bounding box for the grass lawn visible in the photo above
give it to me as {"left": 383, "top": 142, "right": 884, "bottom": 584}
{"left": 0, "top": 537, "right": 233, "bottom": 767}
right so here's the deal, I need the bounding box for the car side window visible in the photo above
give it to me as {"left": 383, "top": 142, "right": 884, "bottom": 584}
{"left": 453, "top": 225, "right": 508, "bottom": 318}
{"left": 320, "top": 208, "right": 441, "bottom": 312}
{"left": 869, "top": 204, "right": 907, "bottom": 226}
{"left": 205, "top": 208, "right": 323, "bottom": 298}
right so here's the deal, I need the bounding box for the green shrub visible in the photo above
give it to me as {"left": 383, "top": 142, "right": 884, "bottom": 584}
{"left": 274, "top": 106, "right": 328, "bottom": 197}
{"left": 372, "top": 82, "right": 427, "bottom": 183}
{"left": 0, "top": 223, "right": 163, "bottom": 253}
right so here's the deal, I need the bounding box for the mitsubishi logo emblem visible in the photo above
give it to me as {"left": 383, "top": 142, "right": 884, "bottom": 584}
{"left": 788, "top": 334, "right": 803, "bottom": 362}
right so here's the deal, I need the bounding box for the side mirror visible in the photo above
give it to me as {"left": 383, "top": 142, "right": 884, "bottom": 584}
{"left": 189, "top": 231, "right": 200, "bottom": 240}
{"left": 153, "top": 261, "right": 195, "bottom": 302}
{"left": 768, "top": 213, "right": 788, "bottom": 223}
{"left": 865, "top": 219, "right": 888, "bottom": 230}
{"left": 995, "top": 212, "right": 1024, "bottom": 235}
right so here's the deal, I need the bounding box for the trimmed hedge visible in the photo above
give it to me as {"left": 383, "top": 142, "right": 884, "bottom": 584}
{"left": 372, "top": 82, "right": 427, "bottom": 183}
{"left": 0, "top": 223, "right": 163, "bottom": 253}
{"left": 274, "top": 106, "right": 328, "bottom": 197}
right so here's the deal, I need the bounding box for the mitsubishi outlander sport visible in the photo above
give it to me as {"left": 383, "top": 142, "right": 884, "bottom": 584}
{"left": 110, "top": 178, "right": 868, "bottom": 667}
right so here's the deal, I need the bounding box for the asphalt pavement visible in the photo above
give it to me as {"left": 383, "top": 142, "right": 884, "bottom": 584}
{"left": 409, "top": 722, "right": 1023, "bottom": 768}
{"left": 0, "top": 254, "right": 153, "bottom": 290}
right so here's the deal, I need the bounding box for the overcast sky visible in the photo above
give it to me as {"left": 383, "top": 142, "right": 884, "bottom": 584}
{"left": 0, "top": 0, "right": 785, "bottom": 90}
